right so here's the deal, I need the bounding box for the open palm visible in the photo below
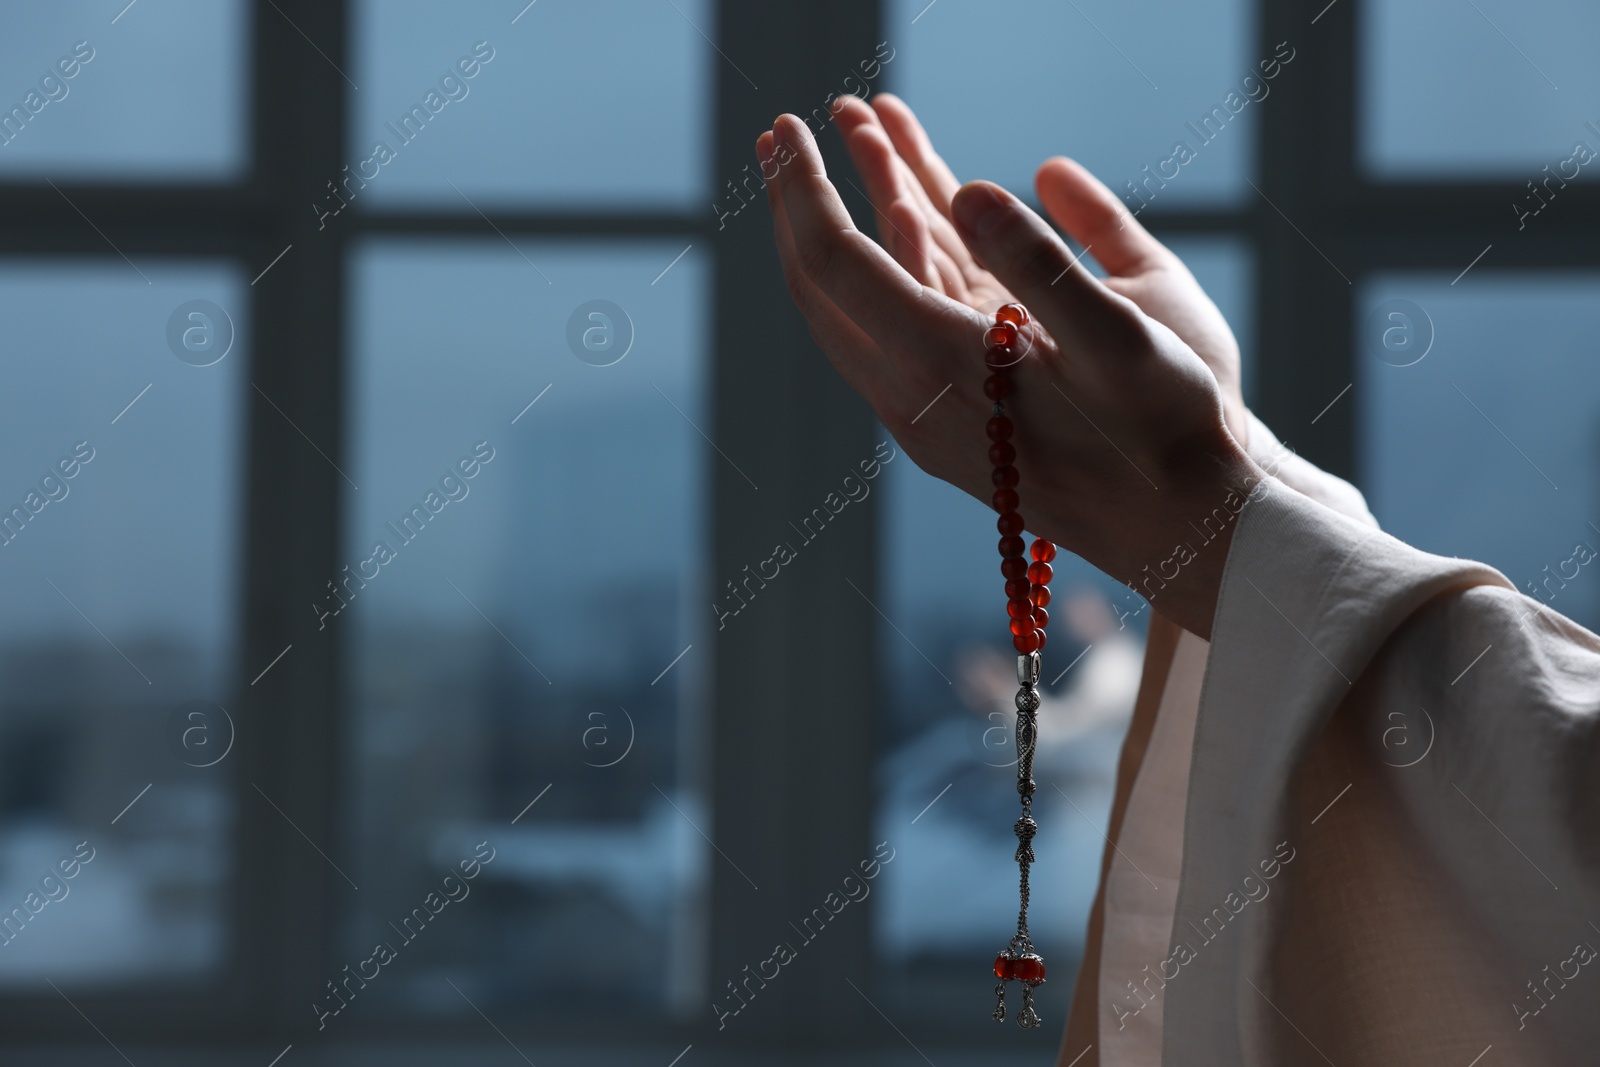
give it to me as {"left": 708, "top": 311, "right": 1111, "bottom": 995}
{"left": 756, "top": 112, "right": 1259, "bottom": 639}
{"left": 832, "top": 94, "right": 1248, "bottom": 444}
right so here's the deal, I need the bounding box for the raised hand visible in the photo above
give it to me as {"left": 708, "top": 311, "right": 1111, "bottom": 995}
{"left": 758, "top": 114, "right": 1262, "bottom": 640}
{"left": 831, "top": 93, "right": 1248, "bottom": 445}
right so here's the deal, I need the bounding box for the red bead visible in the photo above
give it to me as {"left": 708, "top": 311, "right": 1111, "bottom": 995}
{"left": 989, "top": 441, "right": 1016, "bottom": 467}
{"left": 1006, "top": 597, "right": 1033, "bottom": 620}
{"left": 1014, "top": 954, "right": 1046, "bottom": 983}
{"left": 992, "top": 466, "right": 1018, "bottom": 488}
{"left": 986, "top": 415, "right": 1013, "bottom": 442}
{"left": 997, "top": 511, "right": 1024, "bottom": 536}
{"left": 984, "top": 345, "right": 1022, "bottom": 370}
{"left": 994, "top": 954, "right": 1015, "bottom": 980}
{"left": 992, "top": 488, "right": 1019, "bottom": 513}
{"left": 983, "top": 373, "right": 1013, "bottom": 401}
{"left": 1029, "top": 585, "right": 1051, "bottom": 608}
{"left": 1001, "top": 558, "right": 1028, "bottom": 580}
{"left": 1013, "top": 629, "right": 1042, "bottom": 654}
{"left": 1032, "top": 606, "right": 1050, "bottom": 630}
{"left": 985, "top": 322, "right": 1018, "bottom": 349}
{"left": 997, "top": 303, "right": 1030, "bottom": 327}
{"left": 998, "top": 535, "right": 1025, "bottom": 558}
{"left": 1035, "top": 627, "right": 1048, "bottom": 649}
{"left": 1028, "top": 560, "right": 1053, "bottom": 585}
{"left": 1004, "top": 578, "right": 1031, "bottom": 599}
{"left": 1030, "top": 539, "right": 1057, "bottom": 563}
{"left": 1009, "top": 615, "right": 1036, "bottom": 637}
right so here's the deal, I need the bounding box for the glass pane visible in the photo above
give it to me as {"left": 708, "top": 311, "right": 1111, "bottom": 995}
{"left": 343, "top": 239, "right": 710, "bottom": 1021}
{"left": 1357, "top": 273, "right": 1600, "bottom": 631}
{"left": 350, "top": 0, "right": 710, "bottom": 210}
{"left": 888, "top": 0, "right": 1258, "bottom": 208}
{"left": 0, "top": 262, "right": 246, "bottom": 985}
{"left": 1363, "top": 0, "right": 1600, "bottom": 178}
{"left": 0, "top": 0, "right": 248, "bottom": 180}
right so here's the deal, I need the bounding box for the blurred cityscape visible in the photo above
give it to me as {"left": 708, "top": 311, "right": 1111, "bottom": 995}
{"left": 0, "top": 0, "right": 1595, "bottom": 1059}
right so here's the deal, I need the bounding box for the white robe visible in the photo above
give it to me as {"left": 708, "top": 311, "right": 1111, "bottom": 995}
{"left": 1061, "top": 414, "right": 1600, "bottom": 1066}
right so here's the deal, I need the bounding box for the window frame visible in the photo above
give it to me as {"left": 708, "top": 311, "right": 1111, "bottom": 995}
{"left": 2, "top": 0, "right": 1595, "bottom": 1055}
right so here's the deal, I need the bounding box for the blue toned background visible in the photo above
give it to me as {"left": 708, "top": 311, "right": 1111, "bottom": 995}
{"left": 0, "top": 0, "right": 1594, "bottom": 1063}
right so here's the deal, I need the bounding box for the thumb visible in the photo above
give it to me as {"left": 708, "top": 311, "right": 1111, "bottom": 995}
{"left": 950, "top": 180, "right": 1139, "bottom": 351}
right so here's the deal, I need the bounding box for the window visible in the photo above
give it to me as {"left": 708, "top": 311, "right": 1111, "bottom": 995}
{"left": 1358, "top": 274, "right": 1600, "bottom": 630}
{"left": 342, "top": 238, "right": 712, "bottom": 1018}
{"left": 1361, "top": 0, "right": 1600, "bottom": 178}
{"left": 0, "top": 264, "right": 245, "bottom": 987}
{"left": 0, "top": 1, "right": 248, "bottom": 180}
{"left": 349, "top": 0, "right": 710, "bottom": 209}
{"left": 1, "top": 0, "right": 1590, "bottom": 1060}
{"left": 1347, "top": 0, "right": 1600, "bottom": 626}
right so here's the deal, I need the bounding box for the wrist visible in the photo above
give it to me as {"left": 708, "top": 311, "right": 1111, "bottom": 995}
{"left": 1117, "top": 446, "right": 1263, "bottom": 640}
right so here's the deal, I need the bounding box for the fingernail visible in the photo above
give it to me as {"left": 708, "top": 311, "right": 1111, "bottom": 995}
{"left": 756, "top": 134, "right": 774, "bottom": 167}
{"left": 954, "top": 183, "right": 1008, "bottom": 237}
{"left": 773, "top": 116, "right": 796, "bottom": 151}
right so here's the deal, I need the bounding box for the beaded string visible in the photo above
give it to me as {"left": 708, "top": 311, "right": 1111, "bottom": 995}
{"left": 984, "top": 303, "right": 1053, "bottom": 1030}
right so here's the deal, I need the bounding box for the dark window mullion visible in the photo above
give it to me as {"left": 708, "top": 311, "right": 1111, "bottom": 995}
{"left": 708, "top": 0, "right": 885, "bottom": 1050}
{"left": 235, "top": 0, "right": 353, "bottom": 1035}
{"left": 1256, "top": 0, "right": 1359, "bottom": 479}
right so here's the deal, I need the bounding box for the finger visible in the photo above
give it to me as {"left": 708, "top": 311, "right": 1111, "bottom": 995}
{"left": 1035, "top": 156, "right": 1172, "bottom": 277}
{"left": 771, "top": 113, "right": 958, "bottom": 346}
{"left": 842, "top": 123, "right": 949, "bottom": 291}
{"left": 951, "top": 180, "right": 1137, "bottom": 349}
{"left": 835, "top": 93, "right": 988, "bottom": 292}
{"left": 833, "top": 98, "right": 899, "bottom": 256}
{"left": 838, "top": 101, "right": 969, "bottom": 287}
{"left": 871, "top": 96, "right": 997, "bottom": 293}
{"left": 929, "top": 243, "right": 973, "bottom": 301}
{"left": 898, "top": 153, "right": 994, "bottom": 291}
{"left": 873, "top": 94, "right": 962, "bottom": 219}
{"left": 758, "top": 131, "right": 881, "bottom": 360}
{"left": 829, "top": 92, "right": 880, "bottom": 144}
{"left": 886, "top": 197, "right": 942, "bottom": 291}
{"left": 841, "top": 123, "right": 909, "bottom": 258}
